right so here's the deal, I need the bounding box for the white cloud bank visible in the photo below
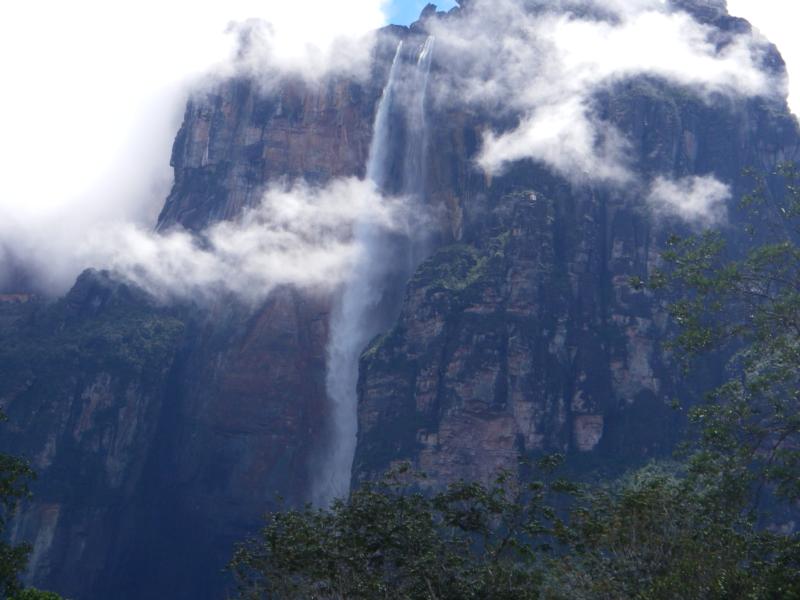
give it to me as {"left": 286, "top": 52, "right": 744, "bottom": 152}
{"left": 0, "top": 0, "right": 797, "bottom": 296}
{"left": 430, "top": 0, "right": 781, "bottom": 183}
{"left": 0, "top": 0, "right": 388, "bottom": 295}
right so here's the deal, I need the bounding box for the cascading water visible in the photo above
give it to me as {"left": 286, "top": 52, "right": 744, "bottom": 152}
{"left": 403, "top": 36, "right": 435, "bottom": 195}
{"left": 402, "top": 36, "right": 436, "bottom": 270}
{"left": 313, "top": 37, "right": 435, "bottom": 505}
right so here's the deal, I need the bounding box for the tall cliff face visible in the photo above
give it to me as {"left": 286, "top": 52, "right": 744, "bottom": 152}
{"left": 0, "top": 272, "right": 185, "bottom": 596}
{"left": 158, "top": 79, "right": 371, "bottom": 231}
{"left": 354, "top": 73, "right": 799, "bottom": 485}
{"left": 0, "top": 34, "right": 402, "bottom": 599}
{"left": 1, "top": 3, "right": 799, "bottom": 600}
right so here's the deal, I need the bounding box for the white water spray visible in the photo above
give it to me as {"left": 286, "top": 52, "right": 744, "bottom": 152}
{"left": 314, "top": 37, "right": 435, "bottom": 505}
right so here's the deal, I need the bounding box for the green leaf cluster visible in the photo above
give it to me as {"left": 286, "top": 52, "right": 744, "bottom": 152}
{"left": 0, "top": 413, "right": 66, "bottom": 600}
{"left": 231, "top": 460, "right": 567, "bottom": 600}
{"left": 0, "top": 412, "right": 34, "bottom": 600}
{"left": 547, "top": 463, "right": 800, "bottom": 599}
{"left": 651, "top": 163, "right": 800, "bottom": 507}
{"left": 231, "top": 454, "right": 799, "bottom": 599}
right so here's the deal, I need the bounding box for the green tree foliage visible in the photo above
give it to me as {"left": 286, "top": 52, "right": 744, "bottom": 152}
{"left": 0, "top": 412, "right": 34, "bottom": 600}
{"left": 0, "top": 413, "right": 66, "bottom": 600}
{"left": 232, "top": 457, "right": 799, "bottom": 599}
{"left": 231, "top": 460, "right": 573, "bottom": 599}
{"left": 550, "top": 165, "right": 800, "bottom": 598}
{"left": 550, "top": 164, "right": 800, "bottom": 599}
{"left": 547, "top": 464, "right": 800, "bottom": 599}
{"left": 9, "top": 590, "right": 66, "bottom": 600}
{"left": 646, "top": 163, "right": 800, "bottom": 507}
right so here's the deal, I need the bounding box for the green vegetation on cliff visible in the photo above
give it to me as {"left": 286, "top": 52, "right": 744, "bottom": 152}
{"left": 0, "top": 413, "right": 64, "bottom": 600}
{"left": 0, "top": 302, "right": 184, "bottom": 389}
{"left": 0, "top": 414, "right": 33, "bottom": 599}
{"left": 0, "top": 273, "right": 182, "bottom": 600}
{"left": 411, "top": 238, "right": 505, "bottom": 294}
{"left": 0, "top": 272, "right": 185, "bottom": 417}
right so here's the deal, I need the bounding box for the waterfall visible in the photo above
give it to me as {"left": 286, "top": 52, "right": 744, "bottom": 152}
{"left": 366, "top": 43, "right": 404, "bottom": 186}
{"left": 402, "top": 36, "right": 436, "bottom": 270}
{"left": 313, "top": 37, "right": 435, "bottom": 506}
{"left": 403, "top": 36, "right": 435, "bottom": 196}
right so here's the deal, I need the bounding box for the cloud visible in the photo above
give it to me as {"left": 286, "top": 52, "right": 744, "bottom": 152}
{"left": 479, "top": 99, "right": 634, "bottom": 184}
{"left": 429, "top": 0, "right": 779, "bottom": 182}
{"left": 74, "top": 178, "right": 408, "bottom": 304}
{"left": 647, "top": 175, "right": 731, "bottom": 225}
{"left": 727, "top": 0, "right": 800, "bottom": 115}
{"left": 0, "top": 0, "right": 793, "bottom": 298}
{"left": 0, "top": 0, "right": 388, "bottom": 295}
{"left": 227, "top": 9, "right": 384, "bottom": 86}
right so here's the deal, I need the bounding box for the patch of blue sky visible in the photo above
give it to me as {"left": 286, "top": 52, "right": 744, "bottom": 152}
{"left": 385, "top": 0, "right": 458, "bottom": 26}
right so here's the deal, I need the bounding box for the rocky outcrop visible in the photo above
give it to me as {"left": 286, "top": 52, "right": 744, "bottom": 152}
{"left": 157, "top": 33, "right": 404, "bottom": 232}
{"left": 157, "top": 76, "right": 372, "bottom": 231}
{"left": 353, "top": 185, "right": 681, "bottom": 485}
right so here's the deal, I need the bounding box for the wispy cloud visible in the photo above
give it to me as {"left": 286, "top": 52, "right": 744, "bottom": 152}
{"left": 647, "top": 175, "right": 731, "bottom": 225}
{"left": 76, "top": 178, "right": 409, "bottom": 304}
{"left": 430, "top": 0, "right": 780, "bottom": 183}
{"left": 0, "top": 0, "right": 790, "bottom": 298}
{"left": 728, "top": 0, "right": 800, "bottom": 115}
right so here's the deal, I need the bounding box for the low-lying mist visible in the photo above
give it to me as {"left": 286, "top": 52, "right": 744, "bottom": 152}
{"left": 68, "top": 179, "right": 409, "bottom": 304}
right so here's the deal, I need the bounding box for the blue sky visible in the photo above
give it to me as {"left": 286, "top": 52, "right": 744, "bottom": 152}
{"left": 386, "top": 0, "right": 458, "bottom": 25}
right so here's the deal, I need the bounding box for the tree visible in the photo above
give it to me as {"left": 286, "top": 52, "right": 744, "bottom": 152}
{"left": 569, "top": 162, "right": 800, "bottom": 598}
{"left": 643, "top": 163, "right": 800, "bottom": 509}
{"left": 545, "top": 462, "right": 800, "bottom": 599}
{"left": 0, "top": 412, "right": 65, "bottom": 600}
{"left": 230, "top": 460, "right": 574, "bottom": 599}
{"left": 0, "top": 412, "right": 35, "bottom": 600}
